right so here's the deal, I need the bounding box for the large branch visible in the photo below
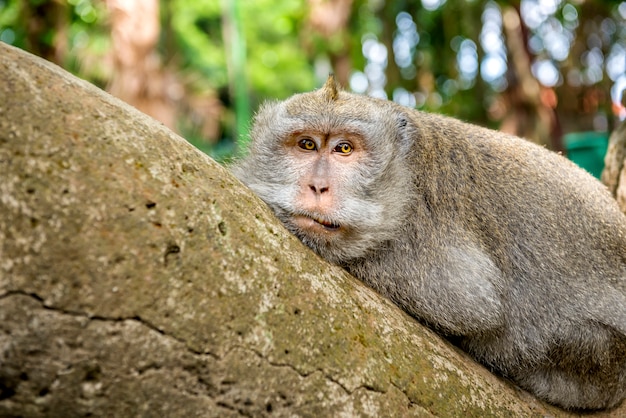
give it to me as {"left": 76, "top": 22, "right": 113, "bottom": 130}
{"left": 0, "top": 42, "right": 573, "bottom": 417}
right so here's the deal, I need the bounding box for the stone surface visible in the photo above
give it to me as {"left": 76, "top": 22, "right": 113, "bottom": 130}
{"left": 0, "top": 41, "right": 618, "bottom": 417}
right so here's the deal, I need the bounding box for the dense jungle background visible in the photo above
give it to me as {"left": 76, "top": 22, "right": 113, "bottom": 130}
{"left": 1, "top": 0, "right": 625, "bottom": 166}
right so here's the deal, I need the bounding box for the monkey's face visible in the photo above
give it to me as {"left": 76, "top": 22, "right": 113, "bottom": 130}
{"left": 276, "top": 128, "right": 375, "bottom": 260}
{"left": 233, "top": 84, "right": 416, "bottom": 264}
{"left": 286, "top": 132, "right": 359, "bottom": 228}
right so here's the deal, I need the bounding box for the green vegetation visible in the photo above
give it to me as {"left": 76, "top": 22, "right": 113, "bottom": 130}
{"left": 1, "top": 0, "right": 625, "bottom": 162}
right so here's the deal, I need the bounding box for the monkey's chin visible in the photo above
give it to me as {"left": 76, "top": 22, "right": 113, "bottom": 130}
{"left": 291, "top": 215, "right": 341, "bottom": 233}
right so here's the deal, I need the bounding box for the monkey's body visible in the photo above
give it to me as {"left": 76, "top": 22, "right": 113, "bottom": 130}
{"left": 345, "top": 114, "right": 626, "bottom": 410}
{"left": 232, "top": 78, "right": 626, "bottom": 410}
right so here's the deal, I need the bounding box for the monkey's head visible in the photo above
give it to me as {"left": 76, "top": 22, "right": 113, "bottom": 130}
{"left": 233, "top": 76, "right": 417, "bottom": 264}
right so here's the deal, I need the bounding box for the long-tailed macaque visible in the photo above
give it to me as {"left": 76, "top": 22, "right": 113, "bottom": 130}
{"left": 231, "top": 76, "right": 626, "bottom": 411}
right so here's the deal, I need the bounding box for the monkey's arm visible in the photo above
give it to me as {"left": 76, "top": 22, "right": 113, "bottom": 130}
{"left": 347, "top": 235, "right": 506, "bottom": 337}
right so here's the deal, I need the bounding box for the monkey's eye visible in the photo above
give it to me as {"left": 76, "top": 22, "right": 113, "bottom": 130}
{"left": 298, "top": 139, "right": 317, "bottom": 151}
{"left": 334, "top": 143, "right": 353, "bottom": 154}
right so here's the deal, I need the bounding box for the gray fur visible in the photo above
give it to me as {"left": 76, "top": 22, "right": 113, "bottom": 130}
{"left": 231, "top": 79, "right": 626, "bottom": 411}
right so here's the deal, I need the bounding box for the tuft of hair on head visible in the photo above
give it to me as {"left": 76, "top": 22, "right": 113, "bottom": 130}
{"left": 321, "top": 74, "right": 340, "bottom": 101}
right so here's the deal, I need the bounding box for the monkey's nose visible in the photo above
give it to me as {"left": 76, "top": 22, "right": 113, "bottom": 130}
{"left": 309, "top": 184, "right": 329, "bottom": 194}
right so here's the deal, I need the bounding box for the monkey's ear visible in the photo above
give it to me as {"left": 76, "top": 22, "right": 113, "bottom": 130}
{"left": 321, "top": 74, "right": 340, "bottom": 101}
{"left": 397, "top": 115, "right": 416, "bottom": 154}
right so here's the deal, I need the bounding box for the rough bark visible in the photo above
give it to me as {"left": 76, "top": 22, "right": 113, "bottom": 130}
{"left": 602, "top": 120, "right": 626, "bottom": 214}
{"left": 0, "top": 42, "right": 616, "bottom": 417}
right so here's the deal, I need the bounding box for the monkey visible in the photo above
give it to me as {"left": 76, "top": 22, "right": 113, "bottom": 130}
{"left": 230, "top": 75, "right": 626, "bottom": 411}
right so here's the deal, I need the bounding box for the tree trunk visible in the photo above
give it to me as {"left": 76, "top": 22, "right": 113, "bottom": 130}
{"left": 307, "top": 0, "right": 354, "bottom": 87}
{"left": 0, "top": 42, "right": 610, "bottom": 417}
{"left": 105, "top": 0, "right": 177, "bottom": 130}
{"left": 500, "top": 6, "right": 563, "bottom": 153}
{"left": 602, "top": 120, "right": 626, "bottom": 214}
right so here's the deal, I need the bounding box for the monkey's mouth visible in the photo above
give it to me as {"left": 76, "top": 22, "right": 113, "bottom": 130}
{"left": 312, "top": 217, "right": 340, "bottom": 231}
{"left": 292, "top": 214, "right": 341, "bottom": 232}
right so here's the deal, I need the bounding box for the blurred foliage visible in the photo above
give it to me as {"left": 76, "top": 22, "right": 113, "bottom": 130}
{"left": 167, "top": 0, "right": 319, "bottom": 101}
{"left": 1, "top": 0, "right": 625, "bottom": 161}
{"left": 0, "top": 0, "right": 110, "bottom": 84}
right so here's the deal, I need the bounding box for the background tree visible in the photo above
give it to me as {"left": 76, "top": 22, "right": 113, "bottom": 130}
{"left": 602, "top": 113, "right": 626, "bottom": 214}
{"left": 1, "top": 0, "right": 625, "bottom": 162}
